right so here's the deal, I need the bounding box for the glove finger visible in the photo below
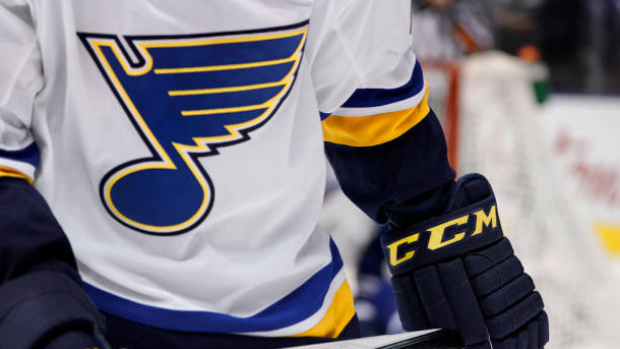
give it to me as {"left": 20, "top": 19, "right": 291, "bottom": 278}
{"left": 537, "top": 311, "right": 550, "bottom": 348}
{"left": 464, "top": 238, "right": 514, "bottom": 277}
{"left": 466, "top": 342, "right": 493, "bottom": 349}
{"left": 491, "top": 330, "right": 524, "bottom": 349}
{"left": 391, "top": 274, "right": 431, "bottom": 331}
{"left": 479, "top": 274, "right": 535, "bottom": 317}
{"left": 517, "top": 327, "right": 530, "bottom": 349}
{"left": 487, "top": 292, "right": 545, "bottom": 339}
{"left": 493, "top": 336, "right": 516, "bottom": 349}
{"left": 492, "top": 316, "right": 543, "bottom": 349}
{"left": 470, "top": 255, "right": 524, "bottom": 297}
{"left": 413, "top": 266, "right": 457, "bottom": 330}
{"left": 526, "top": 314, "right": 539, "bottom": 349}
{"left": 437, "top": 259, "right": 491, "bottom": 348}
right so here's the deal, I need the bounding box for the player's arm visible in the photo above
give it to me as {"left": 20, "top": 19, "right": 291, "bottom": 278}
{"left": 310, "top": 1, "right": 548, "bottom": 348}
{"left": 0, "top": 2, "right": 107, "bottom": 348}
{"left": 308, "top": 0, "right": 455, "bottom": 226}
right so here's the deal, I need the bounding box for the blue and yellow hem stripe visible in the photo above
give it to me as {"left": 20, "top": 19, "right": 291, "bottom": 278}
{"left": 84, "top": 240, "right": 355, "bottom": 337}
{"left": 290, "top": 279, "right": 355, "bottom": 338}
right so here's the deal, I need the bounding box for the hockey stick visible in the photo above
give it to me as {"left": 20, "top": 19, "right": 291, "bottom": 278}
{"left": 289, "top": 329, "right": 462, "bottom": 349}
{"left": 378, "top": 330, "right": 462, "bottom": 349}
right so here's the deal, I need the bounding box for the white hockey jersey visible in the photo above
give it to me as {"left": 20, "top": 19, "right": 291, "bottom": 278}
{"left": 0, "top": 0, "right": 439, "bottom": 337}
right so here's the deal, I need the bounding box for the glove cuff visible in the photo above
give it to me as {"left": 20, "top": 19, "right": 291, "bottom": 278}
{"left": 381, "top": 175, "right": 504, "bottom": 275}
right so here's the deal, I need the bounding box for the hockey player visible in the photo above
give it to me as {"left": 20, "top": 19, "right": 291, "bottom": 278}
{"left": 0, "top": 1, "right": 548, "bottom": 348}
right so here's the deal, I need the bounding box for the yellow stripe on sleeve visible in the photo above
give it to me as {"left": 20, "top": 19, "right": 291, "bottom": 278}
{"left": 290, "top": 280, "right": 356, "bottom": 339}
{"left": 322, "top": 88, "right": 431, "bottom": 147}
{"left": 0, "top": 166, "right": 33, "bottom": 184}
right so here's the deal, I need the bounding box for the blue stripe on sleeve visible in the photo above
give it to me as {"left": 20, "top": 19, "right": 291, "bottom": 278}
{"left": 320, "top": 112, "right": 332, "bottom": 121}
{"left": 340, "top": 61, "right": 425, "bottom": 109}
{"left": 84, "top": 240, "right": 344, "bottom": 333}
{"left": 0, "top": 143, "right": 40, "bottom": 168}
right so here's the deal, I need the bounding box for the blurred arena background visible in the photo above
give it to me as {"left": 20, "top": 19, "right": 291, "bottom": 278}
{"left": 320, "top": 1, "right": 620, "bottom": 348}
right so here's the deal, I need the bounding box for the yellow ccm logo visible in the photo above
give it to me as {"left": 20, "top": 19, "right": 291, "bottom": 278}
{"left": 387, "top": 205, "right": 498, "bottom": 267}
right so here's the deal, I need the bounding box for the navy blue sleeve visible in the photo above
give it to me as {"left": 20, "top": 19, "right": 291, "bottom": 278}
{"left": 0, "top": 177, "right": 109, "bottom": 349}
{"left": 0, "top": 177, "right": 79, "bottom": 283}
{"left": 322, "top": 64, "right": 456, "bottom": 224}
{"left": 325, "top": 110, "right": 455, "bottom": 224}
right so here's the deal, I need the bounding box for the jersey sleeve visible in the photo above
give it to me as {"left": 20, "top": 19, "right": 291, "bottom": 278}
{"left": 0, "top": 0, "right": 43, "bottom": 182}
{"left": 0, "top": 1, "right": 87, "bottom": 314}
{"left": 309, "top": 0, "right": 455, "bottom": 223}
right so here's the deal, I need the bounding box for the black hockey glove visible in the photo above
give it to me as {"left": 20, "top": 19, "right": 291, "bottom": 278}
{"left": 381, "top": 174, "right": 549, "bottom": 349}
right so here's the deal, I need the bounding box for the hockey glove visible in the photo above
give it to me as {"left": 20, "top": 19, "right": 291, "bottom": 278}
{"left": 381, "top": 174, "right": 549, "bottom": 349}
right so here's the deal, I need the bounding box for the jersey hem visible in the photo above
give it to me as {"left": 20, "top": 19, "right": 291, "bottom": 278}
{"left": 84, "top": 239, "right": 345, "bottom": 335}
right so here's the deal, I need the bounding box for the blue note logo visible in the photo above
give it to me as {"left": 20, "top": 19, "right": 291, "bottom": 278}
{"left": 79, "top": 22, "right": 307, "bottom": 235}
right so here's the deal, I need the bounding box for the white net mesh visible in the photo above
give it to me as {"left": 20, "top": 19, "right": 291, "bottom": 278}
{"left": 423, "top": 52, "right": 618, "bottom": 349}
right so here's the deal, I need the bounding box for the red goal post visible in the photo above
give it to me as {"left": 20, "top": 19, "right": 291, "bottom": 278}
{"left": 420, "top": 61, "right": 461, "bottom": 172}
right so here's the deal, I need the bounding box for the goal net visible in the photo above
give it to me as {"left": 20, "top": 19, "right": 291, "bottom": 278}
{"left": 424, "top": 52, "right": 619, "bottom": 349}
